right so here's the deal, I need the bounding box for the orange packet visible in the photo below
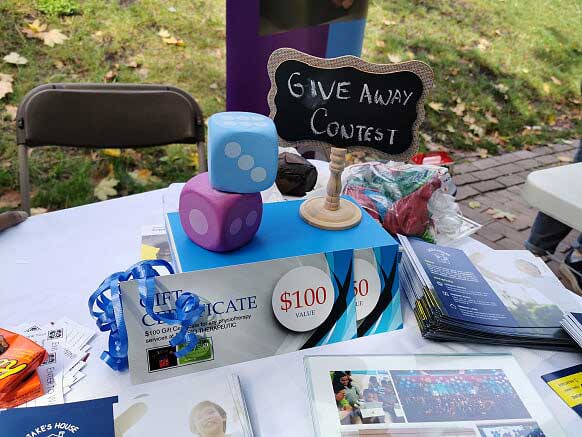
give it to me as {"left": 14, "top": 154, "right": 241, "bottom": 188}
{"left": 0, "top": 328, "right": 48, "bottom": 399}
{"left": 0, "top": 371, "right": 44, "bottom": 408}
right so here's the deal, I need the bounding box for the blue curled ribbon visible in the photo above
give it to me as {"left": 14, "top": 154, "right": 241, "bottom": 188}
{"left": 88, "top": 260, "right": 203, "bottom": 371}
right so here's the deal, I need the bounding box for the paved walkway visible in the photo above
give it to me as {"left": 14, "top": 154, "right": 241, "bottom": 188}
{"left": 452, "top": 140, "right": 579, "bottom": 284}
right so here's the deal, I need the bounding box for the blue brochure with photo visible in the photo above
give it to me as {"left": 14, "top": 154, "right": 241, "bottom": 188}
{"left": 407, "top": 238, "right": 518, "bottom": 328}
{"left": 0, "top": 396, "right": 117, "bottom": 437}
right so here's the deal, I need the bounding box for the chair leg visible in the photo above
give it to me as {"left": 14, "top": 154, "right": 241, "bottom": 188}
{"left": 198, "top": 141, "right": 208, "bottom": 172}
{"left": 18, "top": 144, "right": 31, "bottom": 215}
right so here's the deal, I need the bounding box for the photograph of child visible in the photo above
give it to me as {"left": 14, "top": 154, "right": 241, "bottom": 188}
{"left": 330, "top": 371, "right": 405, "bottom": 426}
{"left": 190, "top": 400, "right": 243, "bottom": 437}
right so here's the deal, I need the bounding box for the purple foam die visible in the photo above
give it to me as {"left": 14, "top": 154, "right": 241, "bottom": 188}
{"left": 179, "top": 172, "right": 263, "bottom": 252}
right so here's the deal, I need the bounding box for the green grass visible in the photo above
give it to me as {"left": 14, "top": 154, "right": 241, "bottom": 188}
{"left": 1, "top": 0, "right": 580, "bottom": 211}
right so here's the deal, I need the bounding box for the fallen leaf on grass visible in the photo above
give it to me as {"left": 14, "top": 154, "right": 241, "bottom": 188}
{"left": 102, "top": 148, "right": 121, "bottom": 157}
{"left": 388, "top": 54, "right": 402, "bottom": 63}
{"left": 24, "top": 19, "right": 47, "bottom": 35}
{"left": 375, "top": 40, "right": 385, "bottom": 48}
{"left": 547, "top": 113, "right": 556, "bottom": 126}
{"left": 421, "top": 133, "right": 432, "bottom": 143}
{"left": 41, "top": 29, "right": 68, "bottom": 47}
{"left": 158, "top": 29, "right": 185, "bottom": 46}
{"left": 0, "top": 74, "right": 13, "bottom": 100}
{"left": 469, "top": 124, "right": 485, "bottom": 137}
{"left": 542, "top": 83, "right": 550, "bottom": 94}
{"left": 446, "top": 124, "right": 456, "bottom": 133}
{"left": 558, "top": 155, "right": 573, "bottom": 163}
{"left": 476, "top": 148, "right": 489, "bottom": 159}
{"left": 92, "top": 31, "right": 105, "bottom": 42}
{"left": 125, "top": 59, "right": 140, "bottom": 68}
{"left": 476, "top": 38, "right": 491, "bottom": 51}
{"left": 30, "top": 207, "right": 48, "bottom": 216}
{"left": 468, "top": 201, "right": 481, "bottom": 209}
{"left": 162, "top": 36, "right": 185, "bottom": 46}
{"left": 5, "top": 104, "right": 17, "bottom": 121}
{"left": 3, "top": 52, "right": 28, "bottom": 65}
{"left": 451, "top": 102, "right": 465, "bottom": 116}
{"left": 550, "top": 76, "right": 562, "bottom": 85}
{"left": 383, "top": 19, "right": 397, "bottom": 26}
{"left": 157, "top": 29, "right": 171, "bottom": 38}
{"left": 22, "top": 21, "right": 68, "bottom": 47}
{"left": 462, "top": 114, "right": 475, "bottom": 125}
{"left": 129, "top": 169, "right": 160, "bottom": 186}
{"left": 428, "top": 102, "right": 444, "bottom": 112}
{"left": 104, "top": 70, "right": 117, "bottom": 82}
{"left": 486, "top": 208, "right": 516, "bottom": 222}
{"left": 209, "top": 82, "right": 218, "bottom": 90}
{"left": 494, "top": 83, "right": 508, "bottom": 93}
{"left": 190, "top": 151, "right": 199, "bottom": 167}
{"left": 94, "top": 176, "right": 119, "bottom": 201}
{"left": 485, "top": 112, "right": 498, "bottom": 124}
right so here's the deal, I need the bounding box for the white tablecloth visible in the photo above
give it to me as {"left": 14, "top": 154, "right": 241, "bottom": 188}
{"left": 1, "top": 189, "right": 581, "bottom": 436}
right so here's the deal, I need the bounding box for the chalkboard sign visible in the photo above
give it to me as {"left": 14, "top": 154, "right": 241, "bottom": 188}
{"left": 267, "top": 48, "right": 434, "bottom": 161}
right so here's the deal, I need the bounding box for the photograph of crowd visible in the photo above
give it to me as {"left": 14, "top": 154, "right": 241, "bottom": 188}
{"left": 391, "top": 369, "right": 531, "bottom": 423}
{"left": 330, "top": 370, "right": 406, "bottom": 426}
{"left": 477, "top": 422, "right": 545, "bottom": 437}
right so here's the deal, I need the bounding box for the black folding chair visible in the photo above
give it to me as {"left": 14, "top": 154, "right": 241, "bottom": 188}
{"left": 16, "top": 83, "right": 206, "bottom": 213}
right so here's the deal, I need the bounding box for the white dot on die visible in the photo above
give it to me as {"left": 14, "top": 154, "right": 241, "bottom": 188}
{"left": 250, "top": 167, "right": 267, "bottom": 182}
{"left": 245, "top": 210, "right": 258, "bottom": 227}
{"left": 224, "top": 142, "right": 242, "bottom": 158}
{"left": 238, "top": 155, "right": 254, "bottom": 170}
{"left": 229, "top": 217, "right": 242, "bottom": 235}
{"left": 189, "top": 209, "right": 209, "bottom": 235}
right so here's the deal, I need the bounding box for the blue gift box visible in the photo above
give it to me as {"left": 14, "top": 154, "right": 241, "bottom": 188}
{"left": 166, "top": 199, "right": 402, "bottom": 338}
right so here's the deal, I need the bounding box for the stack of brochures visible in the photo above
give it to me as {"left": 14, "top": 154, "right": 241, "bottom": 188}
{"left": 398, "top": 235, "right": 580, "bottom": 350}
{"left": 561, "top": 312, "right": 582, "bottom": 349}
{"left": 305, "top": 354, "right": 563, "bottom": 437}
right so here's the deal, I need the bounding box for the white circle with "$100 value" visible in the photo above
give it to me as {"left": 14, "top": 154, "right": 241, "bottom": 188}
{"left": 272, "top": 266, "right": 335, "bottom": 332}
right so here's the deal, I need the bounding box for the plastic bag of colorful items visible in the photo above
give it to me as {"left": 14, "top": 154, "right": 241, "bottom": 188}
{"left": 0, "top": 328, "right": 48, "bottom": 408}
{"left": 342, "top": 161, "right": 476, "bottom": 243}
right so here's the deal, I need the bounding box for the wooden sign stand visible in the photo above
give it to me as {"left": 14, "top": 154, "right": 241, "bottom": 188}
{"left": 299, "top": 147, "right": 361, "bottom": 230}
{"left": 267, "top": 48, "right": 433, "bottom": 232}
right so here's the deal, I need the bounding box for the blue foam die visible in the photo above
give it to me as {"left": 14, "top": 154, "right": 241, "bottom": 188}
{"left": 208, "top": 112, "right": 278, "bottom": 193}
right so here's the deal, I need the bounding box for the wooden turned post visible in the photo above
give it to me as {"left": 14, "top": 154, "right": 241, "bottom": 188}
{"left": 324, "top": 148, "right": 345, "bottom": 211}
{"left": 299, "top": 147, "right": 362, "bottom": 230}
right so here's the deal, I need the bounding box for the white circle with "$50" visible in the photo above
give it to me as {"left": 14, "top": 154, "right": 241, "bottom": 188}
{"left": 353, "top": 258, "right": 382, "bottom": 321}
{"left": 272, "top": 266, "right": 335, "bottom": 332}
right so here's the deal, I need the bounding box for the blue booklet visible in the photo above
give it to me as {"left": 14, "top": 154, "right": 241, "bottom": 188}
{"left": 406, "top": 237, "right": 518, "bottom": 328}
{"left": 0, "top": 397, "right": 117, "bottom": 436}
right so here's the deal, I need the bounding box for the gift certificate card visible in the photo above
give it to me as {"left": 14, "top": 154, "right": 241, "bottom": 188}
{"left": 121, "top": 251, "right": 355, "bottom": 384}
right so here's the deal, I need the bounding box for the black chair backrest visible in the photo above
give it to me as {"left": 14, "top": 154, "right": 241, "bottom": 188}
{"left": 16, "top": 83, "right": 205, "bottom": 148}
